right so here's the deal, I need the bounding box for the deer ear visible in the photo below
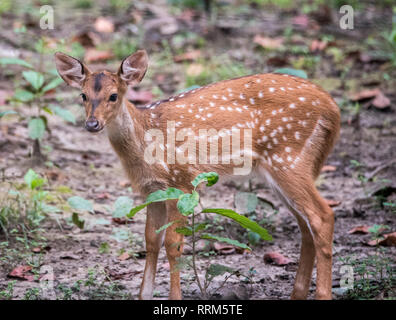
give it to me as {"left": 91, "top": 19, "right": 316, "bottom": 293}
{"left": 118, "top": 50, "right": 148, "bottom": 86}
{"left": 54, "top": 52, "right": 90, "bottom": 89}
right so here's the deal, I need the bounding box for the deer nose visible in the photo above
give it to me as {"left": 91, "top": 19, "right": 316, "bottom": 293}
{"left": 85, "top": 118, "right": 100, "bottom": 132}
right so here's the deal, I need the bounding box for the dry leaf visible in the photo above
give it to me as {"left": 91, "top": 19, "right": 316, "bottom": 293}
{"left": 253, "top": 35, "right": 283, "bottom": 50}
{"left": 264, "top": 252, "right": 292, "bottom": 266}
{"left": 349, "top": 88, "right": 381, "bottom": 101}
{"left": 84, "top": 49, "right": 113, "bottom": 63}
{"left": 174, "top": 50, "right": 201, "bottom": 62}
{"left": 325, "top": 199, "right": 341, "bottom": 207}
{"left": 292, "top": 15, "right": 310, "bottom": 27}
{"left": 94, "top": 17, "right": 114, "bottom": 33}
{"left": 310, "top": 39, "right": 327, "bottom": 52}
{"left": 321, "top": 165, "right": 337, "bottom": 172}
{"left": 8, "top": 265, "right": 35, "bottom": 281}
{"left": 348, "top": 225, "right": 370, "bottom": 234}
{"left": 72, "top": 31, "right": 101, "bottom": 48}
{"left": 118, "top": 252, "right": 131, "bottom": 261}
{"left": 367, "top": 232, "right": 396, "bottom": 247}
{"left": 372, "top": 91, "right": 390, "bottom": 109}
{"left": 96, "top": 192, "right": 111, "bottom": 200}
{"left": 112, "top": 217, "right": 134, "bottom": 225}
{"left": 213, "top": 242, "right": 236, "bottom": 255}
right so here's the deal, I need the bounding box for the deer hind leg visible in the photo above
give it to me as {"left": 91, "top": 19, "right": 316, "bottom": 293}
{"left": 290, "top": 214, "right": 315, "bottom": 299}
{"left": 260, "top": 169, "right": 334, "bottom": 300}
{"left": 139, "top": 202, "right": 167, "bottom": 300}
{"left": 165, "top": 200, "right": 187, "bottom": 300}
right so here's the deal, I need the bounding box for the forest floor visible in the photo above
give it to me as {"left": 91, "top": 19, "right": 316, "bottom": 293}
{"left": 0, "top": 0, "right": 395, "bottom": 300}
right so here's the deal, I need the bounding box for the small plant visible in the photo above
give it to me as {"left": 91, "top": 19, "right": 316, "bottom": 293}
{"left": 0, "top": 281, "right": 16, "bottom": 300}
{"left": 340, "top": 249, "right": 396, "bottom": 300}
{"left": 127, "top": 172, "right": 272, "bottom": 298}
{"left": 0, "top": 169, "right": 60, "bottom": 245}
{"left": 0, "top": 37, "right": 76, "bottom": 163}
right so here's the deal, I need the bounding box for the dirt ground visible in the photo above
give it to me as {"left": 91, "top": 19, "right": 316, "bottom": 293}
{"left": 0, "top": 1, "right": 395, "bottom": 300}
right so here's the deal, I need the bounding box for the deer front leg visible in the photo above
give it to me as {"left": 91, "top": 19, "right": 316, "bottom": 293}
{"left": 139, "top": 202, "right": 167, "bottom": 300}
{"left": 165, "top": 200, "right": 186, "bottom": 300}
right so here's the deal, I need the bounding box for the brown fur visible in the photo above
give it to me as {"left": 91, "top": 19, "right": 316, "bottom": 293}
{"left": 55, "top": 50, "right": 340, "bottom": 300}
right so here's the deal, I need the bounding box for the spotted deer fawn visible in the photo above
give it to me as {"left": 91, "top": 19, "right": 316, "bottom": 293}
{"left": 55, "top": 49, "right": 340, "bottom": 300}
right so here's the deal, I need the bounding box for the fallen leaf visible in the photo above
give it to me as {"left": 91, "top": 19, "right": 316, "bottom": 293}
{"left": 348, "top": 225, "right": 370, "bottom": 234}
{"left": 321, "top": 165, "right": 337, "bottom": 172}
{"left": 266, "top": 56, "right": 288, "bottom": 67}
{"left": 372, "top": 91, "right": 390, "bottom": 109}
{"left": 45, "top": 170, "right": 66, "bottom": 182}
{"left": 174, "top": 50, "right": 201, "bottom": 62}
{"left": 253, "top": 35, "right": 283, "bottom": 50}
{"left": 325, "top": 199, "right": 341, "bottom": 207}
{"left": 94, "top": 17, "right": 114, "bottom": 33}
{"left": 126, "top": 89, "right": 153, "bottom": 104}
{"left": 292, "top": 15, "right": 310, "bottom": 27}
{"left": 186, "top": 63, "right": 204, "bottom": 77}
{"left": 95, "top": 192, "right": 111, "bottom": 200}
{"left": 72, "top": 31, "right": 101, "bottom": 48}
{"left": 118, "top": 252, "right": 131, "bottom": 261}
{"left": 310, "top": 39, "right": 327, "bottom": 52}
{"left": 213, "top": 242, "right": 236, "bottom": 255}
{"left": 8, "top": 265, "right": 35, "bottom": 281}
{"left": 112, "top": 217, "right": 134, "bottom": 225}
{"left": 105, "top": 267, "right": 140, "bottom": 280}
{"left": 349, "top": 88, "right": 381, "bottom": 101}
{"left": 264, "top": 252, "right": 292, "bottom": 266}
{"left": 367, "top": 232, "right": 396, "bottom": 247}
{"left": 84, "top": 49, "right": 113, "bottom": 63}
{"left": 32, "top": 245, "right": 50, "bottom": 253}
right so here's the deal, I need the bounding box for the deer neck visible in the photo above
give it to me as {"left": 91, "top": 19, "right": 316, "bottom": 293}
{"left": 106, "top": 99, "right": 150, "bottom": 185}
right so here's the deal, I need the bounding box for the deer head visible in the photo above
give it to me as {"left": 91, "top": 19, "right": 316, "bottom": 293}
{"left": 54, "top": 50, "right": 148, "bottom": 132}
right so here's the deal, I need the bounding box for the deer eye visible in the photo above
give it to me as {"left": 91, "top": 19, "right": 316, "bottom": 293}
{"left": 109, "top": 94, "right": 118, "bottom": 102}
{"left": 81, "top": 93, "right": 87, "bottom": 101}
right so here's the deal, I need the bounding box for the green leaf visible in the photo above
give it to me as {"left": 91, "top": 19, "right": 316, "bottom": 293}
{"left": 22, "top": 70, "right": 44, "bottom": 91}
{"left": 72, "top": 212, "right": 85, "bottom": 229}
{"left": 176, "top": 223, "right": 206, "bottom": 236}
{"left": 177, "top": 191, "right": 199, "bottom": 216}
{"left": 274, "top": 68, "right": 308, "bottom": 79}
{"left": 0, "top": 110, "right": 17, "bottom": 118}
{"left": 146, "top": 187, "right": 184, "bottom": 202}
{"left": 0, "top": 57, "right": 33, "bottom": 68}
{"left": 155, "top": 221, "right": 176, "bottom": 234}
{"left": 68, "top": 196, "right": 94, "bottom": 213}
{"left": 234, "top": 192, "right": 258, "bottom": 214}
{"left": 113, "top": 196, "right": 134, "bottom": 218}
{"left": 41, "top": 204, "right": 61, "bottom": 213}
{"left": 206, "top": 263, "right": 235, "bottom": 278}
{"left": 175, "top": 226, "right": 193, "bottom": 236}
{"left": 127, "top": 188, "right": 185, "bottom": 218}
{"left": 248, "top": 231, "right": 261, "bottom": 246}
{"left": 201, "top": 233, "right": 251, "bottom": 250}
{"left": 42, "top": 77, "right": 63, "bottom": 93}
{"left": 127, "top": 203, "right": 149, "bottom": 218}
{"left": 202, "top": 208, "right": 272, "bottom": 241}
{"left": 24, "top": 169, "right": 45, "bottom": 190}
{"left": 13, "top": 89, "right": 34, "bottom": 102}
{"left": 28, "top": 117, "right": 45, "bottom": 140}
{"left": 191, "top": 172, "right": 219, "bottom": 188}
{"left": 52, "top": 105, "right": 76, "bottom": 124}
